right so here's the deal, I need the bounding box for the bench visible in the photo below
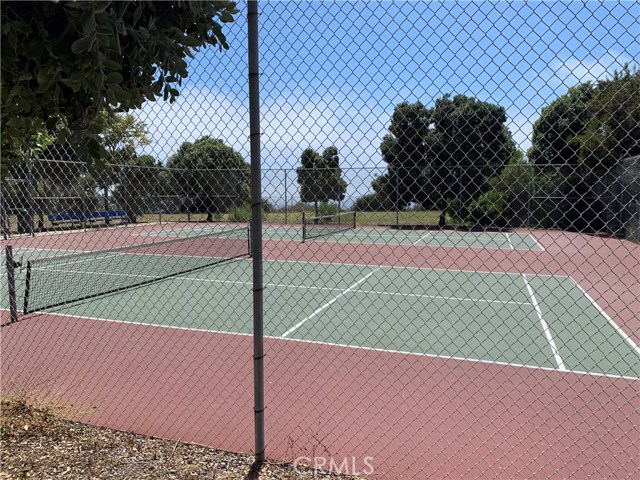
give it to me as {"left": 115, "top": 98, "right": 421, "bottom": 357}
{"left": 48, "top": 210, "right": 127, "bottom": 227}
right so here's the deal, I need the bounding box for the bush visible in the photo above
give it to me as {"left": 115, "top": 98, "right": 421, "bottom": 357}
{"left": 228, "top": 204, "right": 251, "bottom": 222}
{"left": 467, "top": 189, "right": 508, "bottom": 227}
{"left": 262, "top": 198, "right": 275, "bottom": 213}
{"left": 354, "top": 193, "right": 386, "bottom": 211}
{"left": 317, "top": 202, "right": 339, "bottom": 217}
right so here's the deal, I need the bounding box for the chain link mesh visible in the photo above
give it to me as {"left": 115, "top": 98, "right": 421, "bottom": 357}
{"left": 1, "top": 2, "right": 638, "bottom": 478}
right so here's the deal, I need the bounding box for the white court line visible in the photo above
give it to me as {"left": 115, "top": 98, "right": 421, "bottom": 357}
{"left": 4, "top": 308, "right": 636, "bottom": 381}
{"left": 522, "top": 274, "right": 566, "bottom": 371}
{"left": 259, "top": 257, "right": 566, "bottom": 279}
{"left": 527, "top": 233, "right": 546, "bottom": 251}
{"left": 281, "top": 268, "right": 381, "bottom": 338}
{"left": 13, "top": 247, "right": 90, "bottom": 253}
{"left": 505, "top": 233, "right": 515, "bottom": 250}
{"left": 188, "top": 278, "right": 530, "bottom": 306}
{"left": 303, "top": 231, "right": 529, "bottom": 251}
{"left": 412, "top": 230, "right": 432, "bottom": 246}
{"left": 570, "top": 278, "right": 640, "bottom": 355}
{"left": 298, "top": 238, "right": 520, "bottom": 251}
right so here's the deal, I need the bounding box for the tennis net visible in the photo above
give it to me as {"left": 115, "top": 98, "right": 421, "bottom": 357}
{"left": 21, "top": 226, "right": 251, "bottom": 314}
{"left": 302, "top": 211, "right": 356, "bottom": 241}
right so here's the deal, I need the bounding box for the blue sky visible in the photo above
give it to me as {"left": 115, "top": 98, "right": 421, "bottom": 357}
{"left": 136, "top": 1, "right": 639, "bottom": 203}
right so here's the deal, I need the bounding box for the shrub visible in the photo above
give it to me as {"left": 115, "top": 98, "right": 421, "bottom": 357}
{"left": 318, "top": 202, "right": 339, "bottom": 217}
{"left": 228, "top": 204, "right": 251, "bottom": 222}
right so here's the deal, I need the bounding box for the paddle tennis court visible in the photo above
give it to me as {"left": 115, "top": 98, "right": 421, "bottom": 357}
{"left": 3, "top": 228, "right": 636, "bottom": 380}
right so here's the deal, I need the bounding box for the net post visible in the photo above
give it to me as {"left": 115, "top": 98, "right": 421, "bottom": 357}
{"left": 248, "top": 0, "right": 265, "bottom": 463}
{"left": 0, "top": 184, "right": 8, "bottom": 240}
{"left": 352, "top": 211, "right": 357, "bottom": 229}
{"left": 22, "top": 261, "right": 32, "bottom": 314}
{"left": 5, "top": 246, "right": 18, "bottom": 323}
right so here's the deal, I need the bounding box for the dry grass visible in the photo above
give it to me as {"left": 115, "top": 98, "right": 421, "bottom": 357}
{"left": 0, "top": 396, "right": 362, "bottom": 480}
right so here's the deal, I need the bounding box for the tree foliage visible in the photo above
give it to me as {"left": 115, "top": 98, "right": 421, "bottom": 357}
{"left": 380, "top": 101, "right": 431, "bottom": 210}
{"left": 113, "top": 154, "right": 161, "bottom": 222}
{"left": 472, "top": 65, "right": 639, "bottom": 232}
{"left": 527, "top": 65, "right": 640, "bottom": 172}
{"left": 577, "top": 65, "right": 640, "bottom": 171}
{"left": 296, "top": 146, "right": 348, "bottom": 216}
{"left": 1, "top": 0, "right": 238, "bottom": 164}
{"left": 167, "top": 136, "right": 250, "bottom": 220}
{"left": 527, "top": 83, "right": 596, "bottom": 170}
{"left": 379, "top": 95, "right": 516, "bottom": 225}
{"left": 91, "top": 112, "right": 151, "bottom": 212}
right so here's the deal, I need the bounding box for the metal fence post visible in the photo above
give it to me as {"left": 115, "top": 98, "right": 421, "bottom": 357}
{"left": 284, "top": 170, "right": 288, "bottom": 224}
{"left": 26, "top": 161, "right": 35, "bottom": 236}
{"left": 5, "top": 245, "right": 18, "bottom": 323}
{"left": 248, "top": 0, "right": 265, "bottom": 463}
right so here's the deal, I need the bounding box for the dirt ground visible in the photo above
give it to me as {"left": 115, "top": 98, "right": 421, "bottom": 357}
{"left": 0, "top": 397, "right": 361, "bottom": 480}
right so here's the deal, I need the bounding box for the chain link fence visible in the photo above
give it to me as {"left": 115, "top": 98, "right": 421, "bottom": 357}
{"left": 1, "top": 2, "right": 638, "bottom": 478}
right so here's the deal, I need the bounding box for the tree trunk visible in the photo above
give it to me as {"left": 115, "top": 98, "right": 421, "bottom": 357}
{"left": 439, "top": 210, "right": 446, "bottom": 228}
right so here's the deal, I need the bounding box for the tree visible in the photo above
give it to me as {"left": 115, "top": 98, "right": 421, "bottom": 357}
{"left": 527, "top": 82, "right": 595, "bottom": 172}
{"left": 524, "top": 66, "right": 640, "bottom": 232}
{"left": 353, "top": 173, "right": 395, "bottom": 212}
{"left": 577, "top": 65, "right": 640, "bottom": 171}
{"left": 296, "top": 146, "right": 348, "bottom": 218}
{"left": 1, "top": 0, "right": 239, "bottom": 165}
{"left": 380, "top": 95, "right": 516, "bottom": 226}
{"left": 93, "top": 111, "right": 150, "bottom": 215}
{"left": 113, "top": 154, "right": 161, "bottom": 223}
{"left": 529, "top": 66, "right": 640, "bottom": 171}
{"left": 167, "top": 136, "right": 250, "bottom": 221}
{"left": 471, "top": 66, "right": 639, "bottom": 233}
{"left": 296, "top": 148, "right": 323, "bottom": 215}
{"left": 380, "top": 102, "right": 431, "bottom": 212}
{"left": 320, "top": 146, "right": 348, "bottom": 209}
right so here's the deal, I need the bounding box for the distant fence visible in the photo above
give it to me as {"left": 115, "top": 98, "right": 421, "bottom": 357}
{"left": 2, "top": 158, "right": 638, "bottom": 242}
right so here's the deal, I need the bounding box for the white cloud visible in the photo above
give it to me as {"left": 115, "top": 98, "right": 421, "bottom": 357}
{"left": 135, "top": 86, "right": 391, "bottom": 169}
{"left": 132, "top": 86, "right": 392, "bottom": 205}
{"left": 549, "top": 51, "right": 633, "bottom": 86}
{"left": 134, "top": 86, "right": 249, "bottom": 162}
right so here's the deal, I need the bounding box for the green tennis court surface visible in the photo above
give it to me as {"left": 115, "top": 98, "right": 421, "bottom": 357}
{"left": 4, "top": 249, "right": 637, "bottom": 379}
{"left": 140, "top": 225, "right": 545, "bottom": 250}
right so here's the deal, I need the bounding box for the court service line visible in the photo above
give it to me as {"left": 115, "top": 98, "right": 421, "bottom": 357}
{"left": 4, "top": 307, "right": 636, "bottom": 381}
{"left": 522, "top": 274, "right": 566, "bottom": 371}
{"left": 302, "top": 237, "right": 522, "bottom": 251}
{"left": 281, "top": 267, "right": 382, "bottom": 338}
{"left": 188, "top": 277, "right": 530, "bottom": 306}
{"left": 570, "top": 278, "right": 640, "bottom": 355}
{"left": 355, "top": 231, "right": 519, "bottom": 247}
